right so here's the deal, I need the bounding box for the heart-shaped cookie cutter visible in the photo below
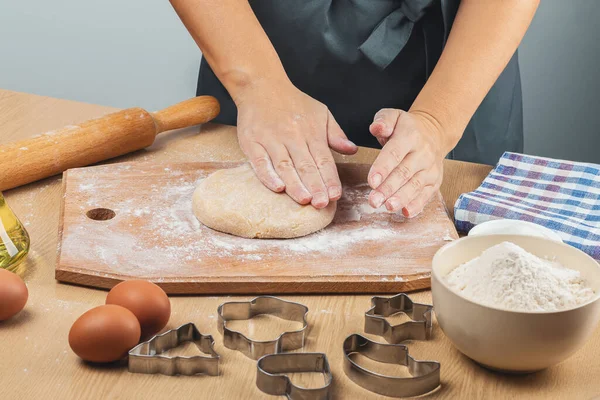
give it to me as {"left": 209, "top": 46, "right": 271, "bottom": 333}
{"left": 365, "top": 293, "right": 433, "bottom": 343}
{"left": 217, "top": 296, "right": 309, "bottom": 360}
{"left": 256, "top": 352, "right": 332, "bottom": 400}
{"left": 343, "top": 334, "right": 440, "bottom": 398}
{"left": 128, "top": 322, "right": 220, "bottom": 376}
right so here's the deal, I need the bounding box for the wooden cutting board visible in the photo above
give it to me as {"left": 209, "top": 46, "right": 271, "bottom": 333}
{"left": 56, "top": 162, "right": 458, "bottom": 294}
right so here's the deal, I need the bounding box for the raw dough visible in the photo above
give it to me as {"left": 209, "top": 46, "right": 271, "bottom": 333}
{"left": 192, "top": 164, "right": 337, "bottom": 239}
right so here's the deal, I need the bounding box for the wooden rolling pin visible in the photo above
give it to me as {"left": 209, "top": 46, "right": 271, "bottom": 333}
{"left": 0, "top": 96, "right": 220, "bottom": 191}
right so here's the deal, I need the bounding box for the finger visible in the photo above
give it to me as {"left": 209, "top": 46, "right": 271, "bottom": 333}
{"left": 368, "top": 153, "right": 428, "bottom": 208}
{"left": 370, "top": 109, "right": 402, "bottom": 142}
{"left": 369, "top": 142, "right": 427, "bottom": 208}
{"left": 286, "top": 142, "right": 330, "bottom": 208}
{"left": 367, "top": 134, "right": 413, "bottom": 190}
{"left": 384, "top": 169, "right": 437, "bottom": 212}
{"left": 403, "top": 185, "right": 437, "bottom": 218}
{"left": 266, "top": 143, "right": 312, "bottom": 205}
{"left": 308, "top": 140, "right": 343, "bottom": 201}
{"left": 244, "top": 141, "right": 285, "bottom": 192}
{"left": 327, "top": 111, "right": 358, "bottom": 155}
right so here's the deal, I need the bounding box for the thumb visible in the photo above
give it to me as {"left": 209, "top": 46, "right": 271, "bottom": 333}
{"left": 327, "top": 111, "right": 358, "bottom": 155}
{"left": 370, "top": 108, "right": 401, "bottom": 146}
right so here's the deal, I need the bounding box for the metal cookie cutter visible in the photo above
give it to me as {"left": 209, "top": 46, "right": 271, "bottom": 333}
{"left": 365, "top": 293, "right": 433, "bottom": 343}
{"left": 256, "top": 353, "right": 333, "bottom": 400}
{"left": 343, "top": 334, "right": 440, "bottom": 398}
{"left": 217, "top": 296, "right": 309, "bottom": 360}
{"left": 128, "top": 322, "right": 220, "bottom": 376}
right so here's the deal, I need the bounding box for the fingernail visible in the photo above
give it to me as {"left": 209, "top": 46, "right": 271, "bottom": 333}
{"left": 370, "top": 173, "right": 382, "bottom": 189}
{"left": 274, "top": 179, "right": 285, "bottom": 191}
{"left": 371, "top": 191, "right": 385, "bottom": 208}
{"left": 370, "top": 121, "right": 385, "bottom": 132}
{"left": 386, "top": 198, "right": 400, "bottom": 212}
{"left": 403, "top": 206, "right": 422, "bottom": 218}
{"left": 328, "top": 186, "right": 341, "bottom": 199}
{"left": 297, "top": 190, "right": 312, "bottom": 205}
{"left": 313, "top": 193, "right": 329, "bottom": 207}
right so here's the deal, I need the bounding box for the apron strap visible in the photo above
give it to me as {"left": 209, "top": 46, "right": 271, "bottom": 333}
{"left": 358, "top": 0, "right": 435, "bottom": 70}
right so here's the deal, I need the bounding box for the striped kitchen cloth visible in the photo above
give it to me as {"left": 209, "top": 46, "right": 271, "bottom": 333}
{"left": 454, "top": 152, "right": 600, "bottom": 260}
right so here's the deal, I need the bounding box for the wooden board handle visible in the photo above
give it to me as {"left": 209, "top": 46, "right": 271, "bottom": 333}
{"left": 0, "top": 96, "right": 220, "bottom": 191}
{"left": 152, "top": 96, "right": 220, "bottom": 133}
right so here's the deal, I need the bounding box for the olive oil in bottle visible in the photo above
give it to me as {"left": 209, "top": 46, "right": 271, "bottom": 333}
{"left": 0, "top": 193, "right": 30, "bottom": 273}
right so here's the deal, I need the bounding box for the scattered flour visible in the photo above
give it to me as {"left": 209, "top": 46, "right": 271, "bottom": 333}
{"left": 60, "top": 163, "right": 455, "bottom": 280}
{"left": 445, "top": 242, "right": 595, "bottom": 312}
{"left": 284, "top": 226, "right": 395, "bottom": 253}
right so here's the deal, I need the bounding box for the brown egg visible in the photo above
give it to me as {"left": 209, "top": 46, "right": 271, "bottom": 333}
{"left": 0, "top": 269, "right": 28, "bottom": 321}
{"left": 69, "top": 304, "right": 140, "bottom": 363}
{"left": 106, "top": 280, "right": 171, "bottom": 340}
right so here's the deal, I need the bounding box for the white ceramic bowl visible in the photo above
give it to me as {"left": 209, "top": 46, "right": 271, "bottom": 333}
{"left": 468, "top": 219, "right": 563, "bottom": 243}
{"left": 431, "top": 234, "right": 600, "bottom": 373}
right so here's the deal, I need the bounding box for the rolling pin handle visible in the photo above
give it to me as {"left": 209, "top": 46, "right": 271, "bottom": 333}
{"left": 152, "top": 96, "right": 220, "bottom": 134}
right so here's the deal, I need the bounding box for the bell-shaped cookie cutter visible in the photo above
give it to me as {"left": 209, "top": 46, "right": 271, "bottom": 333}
{"left": 365, "top": 293, "right": 433, "bottom": 343}
{"left": 343, "top": 334, "right": 440, "bottom": 398}
{"left": 128, "top": 322, "right": 220, "bottom": 376}
{"left": 217, "top": 296, "right": 309, "bottom": 360}
{"left": 256, "top": 352, "right": 332, "bottom": 400}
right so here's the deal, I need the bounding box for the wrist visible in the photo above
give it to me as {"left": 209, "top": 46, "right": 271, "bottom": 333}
{"left": 409, "top": 108, "right": 461, "bottom": 155}
{"left": 221, "top": 67, "right": 292, "bottom": 106}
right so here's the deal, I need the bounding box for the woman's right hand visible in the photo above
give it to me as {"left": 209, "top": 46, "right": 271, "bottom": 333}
{"left": 234, "top": 79, "right": 358, "bottom": 209}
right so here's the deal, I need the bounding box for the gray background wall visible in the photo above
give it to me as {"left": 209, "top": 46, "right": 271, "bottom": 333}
{"left": 518, "top": 1, "right": 600, "bottom": 164}
{"left": 1, "top": 1, "right": 599, "bottom": 163}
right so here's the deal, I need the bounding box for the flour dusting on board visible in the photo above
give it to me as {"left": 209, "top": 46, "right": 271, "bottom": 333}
{"left": 59, "top": 163, "right": 457, "bottom": 280}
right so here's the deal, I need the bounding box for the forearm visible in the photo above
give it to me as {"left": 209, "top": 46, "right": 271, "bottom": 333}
{"left": 410, "top": 0, "right": 539, "bottom": 153}
{"left": 169, "top": 0, "right": 289, "bottom": 103}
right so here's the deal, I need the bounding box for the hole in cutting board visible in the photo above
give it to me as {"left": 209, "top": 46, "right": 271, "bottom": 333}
{"left": 86, "top": 208, "right": 116, "bottom": 221}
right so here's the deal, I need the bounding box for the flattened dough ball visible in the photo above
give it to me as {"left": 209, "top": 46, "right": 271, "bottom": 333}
{"left": 192, "top": 164, "right": 336, "bottom": 239}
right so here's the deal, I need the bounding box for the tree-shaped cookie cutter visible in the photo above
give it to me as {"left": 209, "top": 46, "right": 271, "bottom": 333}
{"left": 217, "top": 296, "right": 309, "bottom": 360}
{"left": 128, "top": 322, "right": 220, "bottom": 376}
{"left": 364, "top": 293, "right": 433, "bottom": 343}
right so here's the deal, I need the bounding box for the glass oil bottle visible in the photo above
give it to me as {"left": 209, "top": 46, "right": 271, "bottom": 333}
{"left": 0, "top": 192, "right": 30, "bottom": 273}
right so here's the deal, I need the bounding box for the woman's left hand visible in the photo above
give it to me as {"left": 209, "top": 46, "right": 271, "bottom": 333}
{"left": 367, "top": 109, "right": 448, "bottom": 218}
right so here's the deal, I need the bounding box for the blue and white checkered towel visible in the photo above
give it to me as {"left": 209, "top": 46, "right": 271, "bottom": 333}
{"left": 454, "top": 152, "right": 600, "bottom": 260}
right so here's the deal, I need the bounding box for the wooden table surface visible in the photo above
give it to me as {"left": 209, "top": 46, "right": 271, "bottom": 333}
{"left": 1, "top": 89, "right": 599, "bottom": 399}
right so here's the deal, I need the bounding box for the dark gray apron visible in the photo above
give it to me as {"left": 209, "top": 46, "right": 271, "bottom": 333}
{"left": 196, "top": 0, "right": 523, "bottom": 165}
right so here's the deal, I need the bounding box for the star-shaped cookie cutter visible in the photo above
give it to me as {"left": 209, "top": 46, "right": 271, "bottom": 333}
{"left": 343, "top": 334, "right": 440, "bottom": 398}
{"left": 256, "top": 352, "right": 332, "bottom": 400}
{"left": 364, "top": 293, "right": 433, "bottom": 343}
{"left": 128, "top": 322, "right": 220, "bottom": 376}
{"left": 217, "top": 296, "right": 309, "bottom": 360}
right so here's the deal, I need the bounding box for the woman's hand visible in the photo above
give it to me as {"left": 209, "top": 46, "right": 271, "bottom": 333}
{"left": 367, "top": 109, "right": 448, "bottom": 218}
{"left": 235, "top": 79, "right": 358, "bottom": 209}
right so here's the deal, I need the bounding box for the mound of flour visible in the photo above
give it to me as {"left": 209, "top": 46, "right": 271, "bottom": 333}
{"left": 445, "top": 242, "right": 595, "bottom": 311}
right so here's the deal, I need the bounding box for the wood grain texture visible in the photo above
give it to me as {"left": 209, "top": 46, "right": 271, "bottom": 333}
{"left": 2, "top": 89, "right": 599, "bottom": 400}
{"left": 153, "top": 96, "right": 220, "bottom": 133}
{"left": 55, "top": 162, "right": 457, "bottom": 294}
{"left": 0, "top": 95, "right": 219, "bottom": 191}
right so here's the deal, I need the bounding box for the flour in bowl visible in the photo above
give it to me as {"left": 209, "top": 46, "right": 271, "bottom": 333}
{"left": 445, "top": 242, "right": 595, "bottom": 311}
